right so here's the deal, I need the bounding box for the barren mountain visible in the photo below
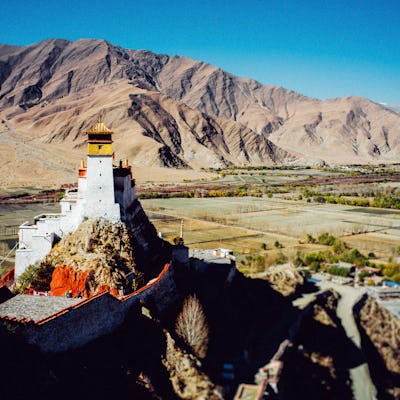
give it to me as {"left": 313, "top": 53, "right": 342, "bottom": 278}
{"left": 387, "top": 104, "right": 400, "bottom": 114}
{"left": 0, "top": 39, "right": 399, "bottom": 186}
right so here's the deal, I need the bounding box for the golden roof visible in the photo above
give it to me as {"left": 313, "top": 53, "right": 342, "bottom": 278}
{"left": 85, "top": 121, "right": 113, "bottom": 135}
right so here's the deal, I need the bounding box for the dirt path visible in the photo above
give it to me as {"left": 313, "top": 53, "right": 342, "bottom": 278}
{"left": 310, "top": 278, "right": 377, "bottom": 400}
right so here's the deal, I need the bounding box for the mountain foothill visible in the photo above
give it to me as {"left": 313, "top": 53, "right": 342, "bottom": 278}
{"left": 0, "top": 39, "right": 399, "bottom": 185}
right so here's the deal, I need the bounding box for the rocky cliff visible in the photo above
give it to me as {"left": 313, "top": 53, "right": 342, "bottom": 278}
{"left": 42, "top": 218, "right": 139, "bottom": 295}
{"left": 354, "top": 296, "right": 400, "bottom": 399}
{"left": 0, "top": 39, "right": 399, "bottom": 185}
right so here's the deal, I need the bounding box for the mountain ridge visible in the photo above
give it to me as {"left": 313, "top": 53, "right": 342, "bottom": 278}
{"left": 0, "top": 38, "right": 399, "bottom": 186}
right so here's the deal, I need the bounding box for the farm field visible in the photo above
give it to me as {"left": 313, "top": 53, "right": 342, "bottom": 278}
{"left": 2, "top": 165, "right": 400, "bottom": 273}
{"left": 142, "top": 196, "right": 400, "bottom": 260}
{"left": 0, "top": 203, "right": 60, "bottom": 228}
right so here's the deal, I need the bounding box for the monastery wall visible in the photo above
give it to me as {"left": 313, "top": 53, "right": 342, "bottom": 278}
{"left": 23, "top": 292, "right": 132, "bottom": 352}
{"left": 15, "top": 222, "right": 55, "bottom": 277}
{"left": 7, "top": 262, "right": 178, "bottom": 352}
{"left": 125, "top": 262, "right": 179, "bottom": 319}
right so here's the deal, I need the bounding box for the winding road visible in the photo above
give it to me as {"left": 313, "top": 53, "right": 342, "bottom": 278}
{"left": 294, "top": 277, "right": 377, "bottom": 400}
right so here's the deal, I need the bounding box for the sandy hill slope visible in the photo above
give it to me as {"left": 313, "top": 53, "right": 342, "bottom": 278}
{"left": 0, "top": 39, "right": 399, "bottom": 186}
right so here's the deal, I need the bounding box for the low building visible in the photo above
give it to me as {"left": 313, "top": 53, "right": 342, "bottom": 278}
{"left": 189, "top": 249, "right": 235, "bottom": 270}
{"left": 213, "top": 248, "right": 235, "bottom": 259}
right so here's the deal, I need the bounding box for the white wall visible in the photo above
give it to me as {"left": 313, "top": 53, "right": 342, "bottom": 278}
{"left": 84, "top": 156, "right": 120, "bottom": 221}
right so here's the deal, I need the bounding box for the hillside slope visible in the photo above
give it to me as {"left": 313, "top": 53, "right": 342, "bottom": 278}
{"left": 0, "top": 39, "right": 399, "bottom": 185}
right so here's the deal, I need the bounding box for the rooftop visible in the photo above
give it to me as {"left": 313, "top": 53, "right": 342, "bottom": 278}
{"left": 0, "top": 294, "right": 83, "bottom": 322}
{"left": 234, "top": 383, "right": 266, "bottom": 400}
{"left": 189, "top": 249, "right": 233, "bottom": 265}
{"left": 85, "top": 121, "right": 113, "bottom": 135}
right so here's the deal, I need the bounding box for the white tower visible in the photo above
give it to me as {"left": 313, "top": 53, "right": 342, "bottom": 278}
{"left": 83, "top": 121, "right": 120, "bottom": 222}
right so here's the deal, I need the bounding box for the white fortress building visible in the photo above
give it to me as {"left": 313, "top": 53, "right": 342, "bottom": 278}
{"left": 15, "top": 121, "right": 137, "bottom": 279}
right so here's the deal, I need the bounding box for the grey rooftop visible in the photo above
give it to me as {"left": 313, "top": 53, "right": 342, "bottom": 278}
{"left": 0, "top": 294, "right": 83, "bottom": 322}
{"left": 189, "top": 249, "right": 233, "bottom": 265}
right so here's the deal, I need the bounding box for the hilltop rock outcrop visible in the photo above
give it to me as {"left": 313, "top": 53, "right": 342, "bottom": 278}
{"left": 280, "top": 290, "right": 353, "bottom": 399}
{"left": 357, "top": 298, "right": 400, "bottom": 374}
{"left": 31, "top": 214, "right": 170, "bottom": 296}
{"left": 44, "top": 218, "right": 139, "bottom": 293}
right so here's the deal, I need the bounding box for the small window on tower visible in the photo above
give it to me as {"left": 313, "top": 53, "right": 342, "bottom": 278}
{"left": 99, "top": 173, "right": 102, "bottom": 176}
{"left": 98, "top": 145, "right": 103, "bottom": 150}
{"left": 99, "top": 186, "right": 102, "bottom": 190}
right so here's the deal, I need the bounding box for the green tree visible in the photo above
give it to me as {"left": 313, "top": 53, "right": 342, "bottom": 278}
{"left": 17, "top": 260, "right": 55, "bottom": 292}
{"left": 306, "top": 233, "right": 316, "bottom": 244}
{"left": 332, "top": 239, "right": 347, "bottom": 255}
{"left": 328, "top": 266, "right": 350, "bottom": 277}
{"left": 275, "top": 251, "right": 288, "bottom": 265}
{"left": 317, "top": 232, "right": 336, "bottom": 246}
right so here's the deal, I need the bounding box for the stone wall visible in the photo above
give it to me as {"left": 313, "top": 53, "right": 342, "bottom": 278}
{"left": 129, "top": 261, "right": 179, "bottom": 319}
{"left": 6, "top": 262, "right": 178, "bottom": 353}
{"left": 24, "top": 292, "right": 133, "bottom": 352}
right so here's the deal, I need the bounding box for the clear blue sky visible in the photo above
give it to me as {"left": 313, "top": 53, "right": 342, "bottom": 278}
{"left": 1, "top": 0, "right": 399, "bottom": 103}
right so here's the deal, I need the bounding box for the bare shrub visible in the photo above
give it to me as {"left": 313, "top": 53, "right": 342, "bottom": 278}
{"left": 175, "top": 294, "right": 209, "bottom": 358}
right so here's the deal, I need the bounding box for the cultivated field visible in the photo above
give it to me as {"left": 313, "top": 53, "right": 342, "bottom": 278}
{"left": 142, "top": 196, "right": 400, "bottom": 260}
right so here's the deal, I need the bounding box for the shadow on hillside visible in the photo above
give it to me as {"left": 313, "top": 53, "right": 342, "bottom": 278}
{"left": 280, "top": 290, "right": 357, "bottom": 399}
{"left": 173, "top": 263, "right": 303, "bottom": 393}
{"left": 172, "top": 262, "right": 369, "bottom": 399}
{"left": 0, "top": 306, "right": 177, "bottom": 400}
